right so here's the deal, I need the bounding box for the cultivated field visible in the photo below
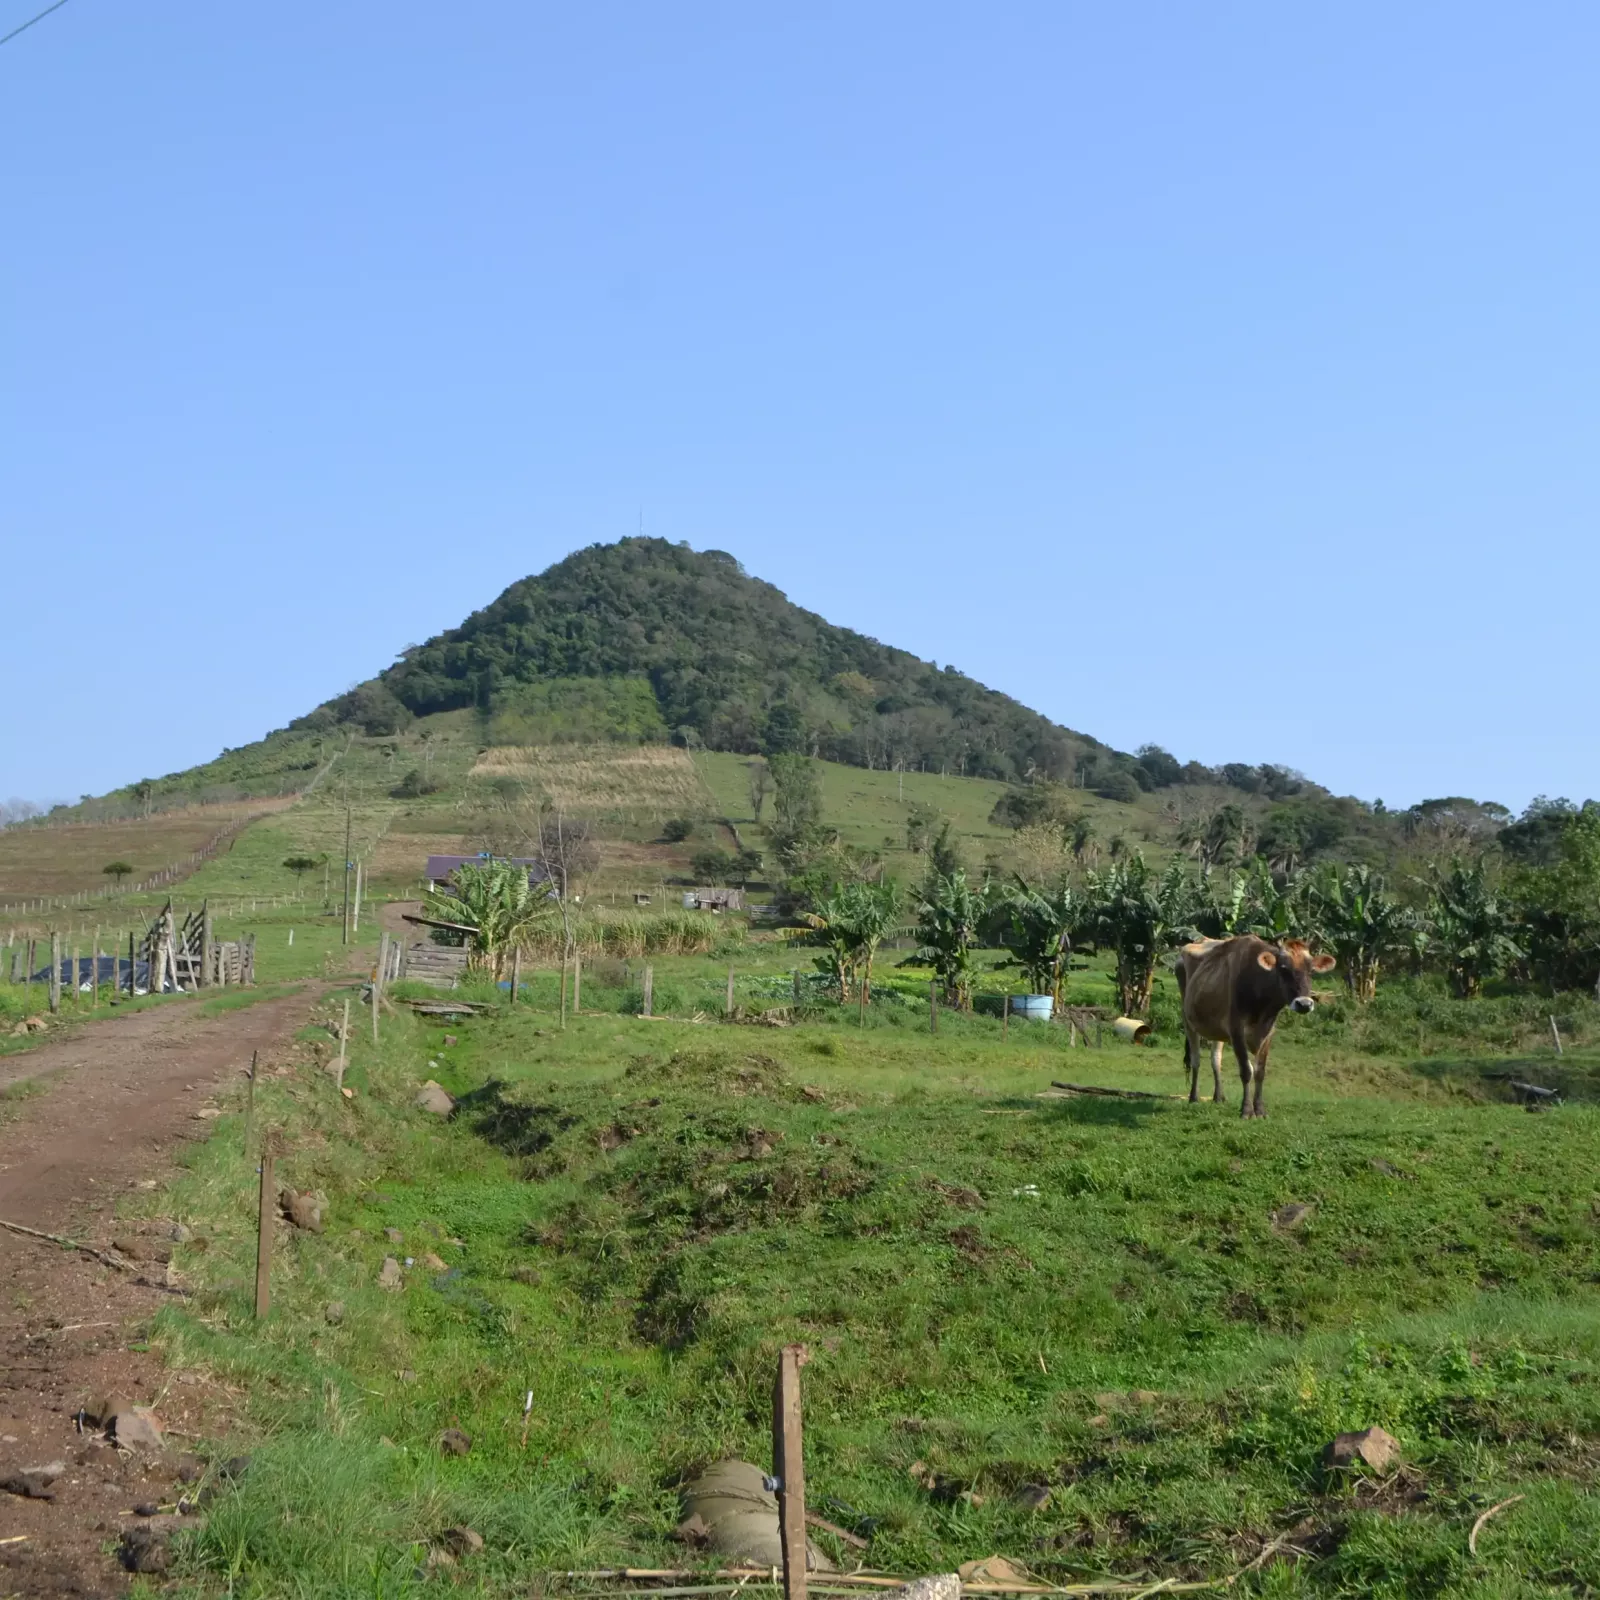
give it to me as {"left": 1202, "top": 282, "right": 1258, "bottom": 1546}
{"left": 471, "top": 743, "right": 718, "bottom": 819}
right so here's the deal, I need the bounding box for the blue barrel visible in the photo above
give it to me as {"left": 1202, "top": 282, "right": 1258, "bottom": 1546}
{"left": 1010, "top": 994, "right": 1054, "bottom": 1023}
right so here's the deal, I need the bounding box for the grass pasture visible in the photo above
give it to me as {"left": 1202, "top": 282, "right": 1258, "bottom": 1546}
{"left": 0, "top": 799, "right": 292, "bottom": 906}
{"left": 118, "top": 928, "right": 1600, "bottom": 1600}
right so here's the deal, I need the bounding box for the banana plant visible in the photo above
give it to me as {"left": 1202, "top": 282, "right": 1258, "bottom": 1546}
{"left": 799, "top": 880, "right": 904, "bottom": 1001}
{"left": 1002, "top": 879, "right": 1078, "bottom": 1003}
{"left": 1083, "top": 855, "right": 1201, "bottom": 1016}
{"left": 425, "top": 860, "right": 555, "bottom": 980}
{"left": 1424, "top": 859, "right": 1522, "bottom": 998}
{"left": 1310, "top": 864, "right": 1414, "bottom": 1001}
{"left": 910, "top": 870, "right": 984, "bottom": 1009}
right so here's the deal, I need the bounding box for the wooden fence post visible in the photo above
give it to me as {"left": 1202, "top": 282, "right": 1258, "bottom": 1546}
{"left": 49, "top": 932, "right": 60, "bottom": 1014}
{"left": 126, "top": 931, "right": 134, "bottom": 995}
{"left": 254, "top": 1136, "right": 275, "bottom": 1318}
{"left": 727, "top": 965, "right": 736, "bottom": 1018}
{"left": 336, "top": 998, "right": 350, "bottom": 1093}
{"left": 341, "top": 807, "right": 352, "bottom": 945}
{"left": 200, "top": 905, "right": 213, "bottom": 988}
{"left": 1001, "top": 991, "right": 1009, "bottom": 1039}
{"left": 642, "top": 964, "right": 653, "bottom": 1018}
{"left": 69, "top": 942, "right": 78, "bottom": 1005}
{"left": 560, "top": 947, "right": 568, "bottom": 1028}
{"left": 245, "top": 1050, "right": 257, "bottom": 1155}
{"left": 928, "top": 979, "right": 937, "bottom": 1035}
{"left": 573, "top": 947, "right": 582, "bottom": 1015}
{"left": 371, "top": 972, "right": 380, "bottom": 1046}
{"left": 24, "top": 939, "right": 33, "bottom": 1001}
{"left": 510, "top": 946, "right": 521, "bottom": 1006}
{"left": 772, "top": 1343, "right": 810, "bottom": 1600}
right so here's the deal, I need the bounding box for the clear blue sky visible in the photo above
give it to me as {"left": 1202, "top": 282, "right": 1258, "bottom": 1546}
{"left": 4, "top": 2, "right": 1595, "bottom": 813}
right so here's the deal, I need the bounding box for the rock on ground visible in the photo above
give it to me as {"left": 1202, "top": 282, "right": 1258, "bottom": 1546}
{"left": 886, "top": 1578, "right": 959, "bottom": 1600}
{"left": 1325, "top": 1426, "right": 1401, "bottom": 1472}
{"left": 280, "top": 1189, "right": 324, "bottom": 1232}
{"left": 110, "top": 1407, "right": 165, "bottom": 1452}
{"left": 415, "top": 1081, "right": 455, "bottom": 1116}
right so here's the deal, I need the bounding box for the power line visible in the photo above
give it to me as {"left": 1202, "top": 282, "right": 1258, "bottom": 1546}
{"left": 0, "top": 0, "right": 72, "bottom": 49}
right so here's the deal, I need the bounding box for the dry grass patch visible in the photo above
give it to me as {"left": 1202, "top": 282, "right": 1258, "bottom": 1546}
{"left": 470, "top": 744, "right": 716, "bottom": 819}
{"left": 0, "top": 799, "right": 293, "bottom": 901}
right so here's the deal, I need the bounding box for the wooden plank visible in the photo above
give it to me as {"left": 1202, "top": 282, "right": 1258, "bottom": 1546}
{"left": 772, "top": 1344, "right": 810, "bottom": 1600}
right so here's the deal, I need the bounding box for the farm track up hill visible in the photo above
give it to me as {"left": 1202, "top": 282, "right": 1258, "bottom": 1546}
{"left": 0, "top": 986, "right": 320, "bottom": 1598}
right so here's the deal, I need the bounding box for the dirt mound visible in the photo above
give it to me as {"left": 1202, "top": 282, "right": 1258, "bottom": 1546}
{"left": 623, "top": 1049, "right": 795, "bottom": 1099}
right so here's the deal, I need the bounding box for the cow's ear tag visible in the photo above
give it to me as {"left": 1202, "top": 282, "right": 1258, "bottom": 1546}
{"left": 1312, "top": 953, "right": 1336, "bottom": 973}
{"left": 1257, "top": 949, "right": 1278, "bottom": 971}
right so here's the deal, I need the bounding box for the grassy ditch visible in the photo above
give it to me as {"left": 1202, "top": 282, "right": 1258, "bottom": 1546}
{"left": 132, "top": 974, "right": 1600, "bottom": 1598}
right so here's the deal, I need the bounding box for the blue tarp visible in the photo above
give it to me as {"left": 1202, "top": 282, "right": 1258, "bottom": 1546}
{"left": 23, "top": 955, "right": 162, "bottom": 992}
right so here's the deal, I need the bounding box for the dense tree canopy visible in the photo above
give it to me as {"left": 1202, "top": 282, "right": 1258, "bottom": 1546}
{"left": 293, "top": 539, "right": 1113, "bottom": 781}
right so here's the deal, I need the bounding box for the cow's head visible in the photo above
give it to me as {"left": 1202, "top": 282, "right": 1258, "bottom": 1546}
{"left": 1257, "top": 939, "right": 1336, "bottom": 1012}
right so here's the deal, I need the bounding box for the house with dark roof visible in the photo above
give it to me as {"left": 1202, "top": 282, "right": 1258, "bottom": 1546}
{"left": 424, "top": 854, "right": 549, "bottom": 891}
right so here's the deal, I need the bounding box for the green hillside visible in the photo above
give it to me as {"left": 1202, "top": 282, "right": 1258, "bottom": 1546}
{"left": 50, "top": 536, "right": 1544, "bottom": 890}
{"left": 295, "top": 538, "right": 1127, "bottom": 787}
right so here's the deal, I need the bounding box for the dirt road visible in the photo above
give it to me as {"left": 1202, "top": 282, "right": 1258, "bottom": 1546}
{"left": 0, "top": 987, "right": 320, "bottom": 1597}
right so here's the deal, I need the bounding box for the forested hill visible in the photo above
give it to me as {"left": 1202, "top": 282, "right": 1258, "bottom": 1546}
{"left": 295, "top": 538, "right": 1131, "bottom": 786}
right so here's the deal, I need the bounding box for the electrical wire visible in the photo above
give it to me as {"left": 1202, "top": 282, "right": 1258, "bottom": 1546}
{"left": 0, "top": 0, "right": 72, "bottom": 49}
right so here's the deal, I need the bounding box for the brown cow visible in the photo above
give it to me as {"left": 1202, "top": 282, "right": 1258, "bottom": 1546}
{"left": 1174, "top": 936, "right": 1335, "bottom": 1118}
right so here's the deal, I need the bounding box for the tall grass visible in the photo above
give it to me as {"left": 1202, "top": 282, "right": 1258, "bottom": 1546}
{"left": 518, "top": 909, "right": 736, "bottom": 959}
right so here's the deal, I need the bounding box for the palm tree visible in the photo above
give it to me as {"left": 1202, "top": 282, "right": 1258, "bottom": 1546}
{"left": 1084, "top": 855, "right": 1200, "bottom": 1016}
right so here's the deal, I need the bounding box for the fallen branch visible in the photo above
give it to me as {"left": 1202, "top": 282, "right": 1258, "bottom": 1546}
{"left": 805, "top": 1511, "right": 869, "bottom": 1550}
{"left": 551, "top": 1572, "right": 1222, "bottom": 1596}
{"left": 1045, "top": 1082, "right": 1186, "bottom": 1102}
{"left": 0, "top": 1218, "right": 132, "bottom": 1272}
{"left": 1468, "top": 1494, "right": 1524, "bottom": 1556}
{"left": 1224, "top": 1530, "right": 1306, "bottom": 1583}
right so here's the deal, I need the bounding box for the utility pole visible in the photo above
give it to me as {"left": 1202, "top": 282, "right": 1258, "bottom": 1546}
{"left": 341, "top": 806, "right": 352, "bottom": 944}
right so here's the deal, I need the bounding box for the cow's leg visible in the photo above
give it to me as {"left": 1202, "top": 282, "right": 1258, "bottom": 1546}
{"left": 1183, "top": 1029, "right": 1199, "bottom": 1101}
{"left": 1231, "top": 1030, "right": 1255, "bottom": 1118}
{"left": 1251, "top": 1034, "right": 1273, "bottom": 1117}
{"left": 1210, "top": 1040, "right": 1225, "bottom": 1103}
